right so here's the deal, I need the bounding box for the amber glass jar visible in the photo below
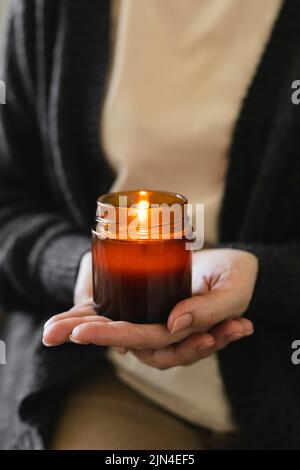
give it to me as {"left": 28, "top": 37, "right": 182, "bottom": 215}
{"left": 92, "top": 190, "right": 192, "bottom": 324}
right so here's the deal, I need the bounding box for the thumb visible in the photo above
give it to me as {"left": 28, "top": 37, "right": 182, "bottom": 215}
{"left": 167, "top": 289, "right": 243, "bottom": 334}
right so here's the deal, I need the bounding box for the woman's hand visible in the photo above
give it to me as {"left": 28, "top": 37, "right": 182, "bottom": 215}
{"left": 42, "top": 249, "right": 258, "bottom": 368}
{"left": 168, "top": 248, "right": 258, "bottom": 333}
{"left": 133, "top": 248, "right": 258, "bottom": 368}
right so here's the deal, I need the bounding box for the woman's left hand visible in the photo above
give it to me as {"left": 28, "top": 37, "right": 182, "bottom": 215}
{"left": 42, "top": 249, "right": 258, "bottom": 369}
{"left": 133, "top": 248, "right": 258, "bottom": 368}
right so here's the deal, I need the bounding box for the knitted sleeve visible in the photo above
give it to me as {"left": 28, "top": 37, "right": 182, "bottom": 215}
{"left": 0, "top": 0, "right": 90, "bottom": 313}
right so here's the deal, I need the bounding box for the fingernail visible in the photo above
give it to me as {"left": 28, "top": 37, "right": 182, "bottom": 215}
{"left": 69, "top": 335, "right": 89, "bottom": 345}
{"left": 171, "top": 313, "right": 193, "bottom": 334}
{"left": 196, "top": 341, "right": 215, "bottom": 352}
{"left": 42, "top": 338, "right": 55, "bottom": 347}
{"left": 113, "top": 347, "right": 128, "bottom": 355}
{"left": 244, "top": 327, "right": 254, "bottom": 336}
{"left": 69, "top": 326, "right": 89, "bottom": 344}
{"left": 43, "top": 319, "right": 53, "bottom": 329}
{"left": 71, "top": 326, "right": 81, "bottom": 337}
{"left": 226, "top": 332, "right": 245, "bottom": 343}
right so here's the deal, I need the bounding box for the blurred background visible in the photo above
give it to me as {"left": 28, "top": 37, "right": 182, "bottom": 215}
{"left": 0, "top": 0, "right": 9, "bottom": 323}
{"left": 0, "top": 0, "right": 9, "bottom": 32}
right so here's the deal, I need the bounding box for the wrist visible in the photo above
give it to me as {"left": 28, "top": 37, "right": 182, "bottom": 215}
{"left": 73, "top": 251, "right": 92, "bottom": 305}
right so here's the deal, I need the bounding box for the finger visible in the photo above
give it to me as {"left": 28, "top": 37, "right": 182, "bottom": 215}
{"left": 69, "top": 321, "right": 196, "bottom": 349}
{"left": 210, "top": 317, "right": 254, "bottom": 350}
{"left": 132, "top": 332, "right": 216, "bottom": 369}
{"left": 210, "top": 317, "right": 254, "bottom": 340}
{"left": 44, "top": 302, "right": 96, "bottom": 329}
{"left": 42, "top": 315, "right": 111, "bottom": 346}
{"left": 167, "top": 289, "right": 245, "bottom": 333}
{"left": 132, "top": 318, "right": 254, "bottom": 370}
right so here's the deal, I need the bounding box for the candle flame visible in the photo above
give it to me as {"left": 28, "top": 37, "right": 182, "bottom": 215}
{"left": 137, "top": 200, "right": 149, "bottom": 210}
{"left": 136, "top": 199, "right": 149, "bottom": 223}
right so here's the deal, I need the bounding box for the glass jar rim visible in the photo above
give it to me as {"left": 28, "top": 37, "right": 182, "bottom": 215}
{"left": 97, "top": 190, "right": 188, "bottom": 208}
{"left": 94, "top": 190, "right": 191, "bottom": 241}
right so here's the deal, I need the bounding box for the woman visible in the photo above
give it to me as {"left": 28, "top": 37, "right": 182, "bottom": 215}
{"left": 0, "top": 0, "right": 299, "bottom": 450}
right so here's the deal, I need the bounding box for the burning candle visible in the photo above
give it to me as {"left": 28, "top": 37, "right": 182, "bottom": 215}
{"left": 92, "top": 190, "right": 192, "bottom": 324}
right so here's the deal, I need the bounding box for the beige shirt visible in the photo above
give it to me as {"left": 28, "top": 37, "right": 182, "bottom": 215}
{"left": 101, "top": 0, "right": 282, "bottom": 432}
